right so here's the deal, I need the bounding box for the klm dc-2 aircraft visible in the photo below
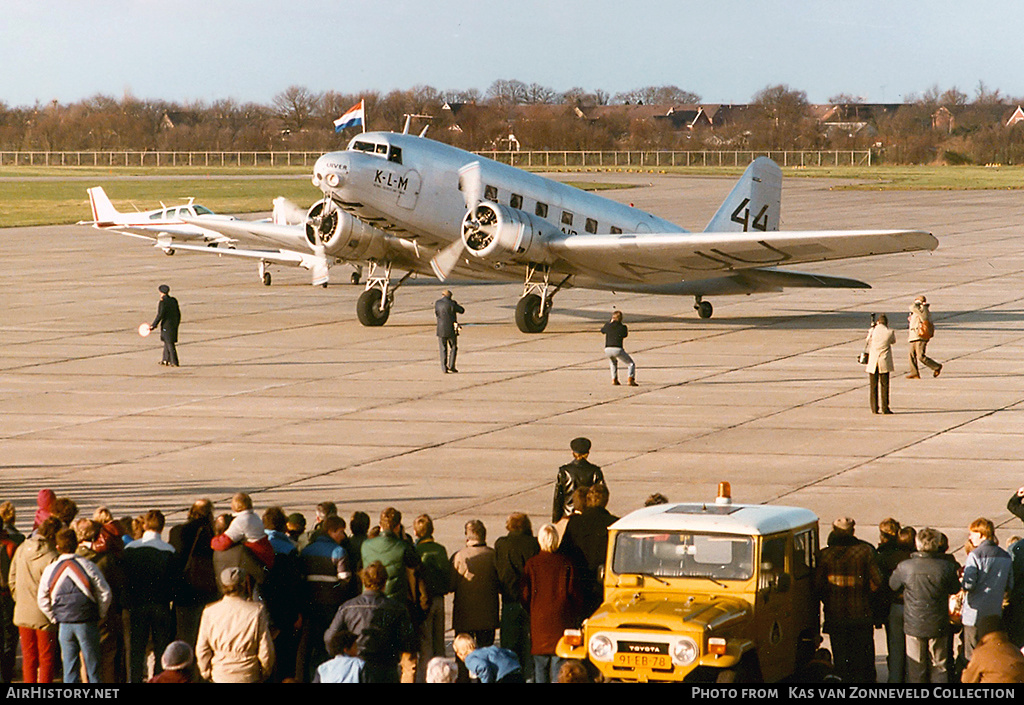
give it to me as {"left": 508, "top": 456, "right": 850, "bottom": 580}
{"left": 191, "top": 129, "right": 936, "bottom": 333}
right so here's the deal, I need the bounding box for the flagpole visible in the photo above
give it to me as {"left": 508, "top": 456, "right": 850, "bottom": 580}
{"left": 361, "top": 99, "right": 366, "bottom": 134}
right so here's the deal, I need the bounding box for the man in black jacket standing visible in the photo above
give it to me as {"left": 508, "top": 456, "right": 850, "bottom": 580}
{"left": 552, "top": 437, "right": 604, "bottom": 524}
{"left": 150, "top": 284, "right": 181, "bottom": 366}
{"left": 435, "top": 289, "right": 464, "bottom": 373}
{"left": 601, "top": 310, "right": 636, "bottom": 386}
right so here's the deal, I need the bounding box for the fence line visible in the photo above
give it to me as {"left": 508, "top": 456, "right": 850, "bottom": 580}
{"left": 0, "top": 149, "right": 872, "bottom": 168}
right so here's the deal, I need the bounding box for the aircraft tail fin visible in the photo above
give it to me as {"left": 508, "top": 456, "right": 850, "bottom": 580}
{"left": 87, "top": 187, "right": 121, "bottom": 224}
{"left": 703, "top": 157, "right": 782, "bottom": 233}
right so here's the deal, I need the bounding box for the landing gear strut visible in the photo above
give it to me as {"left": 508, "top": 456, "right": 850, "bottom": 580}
{"left": 695, "top": 296, "right": 713, "bottom": 319}
{"left": 515, "top": 265, "right": 570, "bottom": 334}
{"left": 355, "top": 261, "right": 411, "bottom": 327}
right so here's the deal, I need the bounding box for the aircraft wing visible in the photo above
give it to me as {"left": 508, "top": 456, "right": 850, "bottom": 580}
{"left": 548, "top": 229, "right": 937, "bottom": 286}
{"left": 80, "top": 221, "right": 236, "bottom": 244}
{"left": 181, "top": 217, "right": 308, "bottom": 250}
{"left": 151, "top": 241, "right": 310, "bottom": 266}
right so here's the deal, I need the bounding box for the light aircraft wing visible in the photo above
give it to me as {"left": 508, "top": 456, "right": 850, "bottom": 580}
{"left": 548, "top": 228, "right": 938, "bottom": 286}
{"left": 156, "top": 242, "right": 316, "bottom": 268}
{"left": 179, "top": 217, "right": 307, "bottom": 250}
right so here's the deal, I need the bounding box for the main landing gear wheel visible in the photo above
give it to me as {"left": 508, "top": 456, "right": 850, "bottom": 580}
{"left": 696, "top": 300, "right": 713, "bottom": 319}
{"left": 262, "top": 272, "right": 272, "bottom": 286}
{"left": 515, "top": 294, "right": 549, "bottom": 333}
{"left": 356, "top": 288, "right": 390, "bottom": 327}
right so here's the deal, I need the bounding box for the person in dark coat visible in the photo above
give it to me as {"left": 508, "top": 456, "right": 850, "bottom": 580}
{"left": 889, "top": 527, "right": 961, "bottom": 683}
{"left": 494, "top": 512, "right": 539, "bottom": 681}
{"left": 559, "top": 483, "right": 618, "bottom": 617}
{"left": 150, "top": 284, "right": 181, "bottom": 366}
{"left": 815, "top": 517, "right": 883, "bottom": 683}
{"left": 168, "top": 499, "right": 217, "bottom": 648}
{"left": 435, "top": 289, "right": 464, "bottom": 373}
{"left": 325, "top": 561, "right": 417, "bottom": 683}
{"left": 552, "top": 437, "right": 604, "bottom": 524}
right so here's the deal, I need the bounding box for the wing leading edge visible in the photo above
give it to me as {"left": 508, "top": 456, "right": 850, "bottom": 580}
{"left": 548, "top": 228, "right": 937, "bottom": 287}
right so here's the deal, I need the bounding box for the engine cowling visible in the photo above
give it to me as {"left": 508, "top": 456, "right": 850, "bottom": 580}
{"left": 304, "top": 199, "right": 389, "bottom": 260}
{"left": 461, "top": 203, "right": 554, "bottom": 265}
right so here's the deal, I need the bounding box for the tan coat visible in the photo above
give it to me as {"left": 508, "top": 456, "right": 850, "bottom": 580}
{"left": 450, "top": 543, "right": 499, "bottom": 633}
{"left": 9, "top": 535, "right": 57, "bottom": 631}
{"left": 196, "top": 595, "right": 274, "bottom": 683}
{"left": 865, "top": 323, "right": 896, "bottom": 374}
{"left": 908, "top": 301, "right": 931, "bottom": 343}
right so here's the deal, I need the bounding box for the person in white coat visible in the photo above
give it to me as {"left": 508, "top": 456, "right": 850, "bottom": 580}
{"left": 865, "top": 314, "right": 896, "bottom": 414}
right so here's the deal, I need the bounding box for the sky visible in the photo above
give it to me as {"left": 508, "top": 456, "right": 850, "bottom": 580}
{"left": 3, "top": 0, "right": 1022, "bottom": 108}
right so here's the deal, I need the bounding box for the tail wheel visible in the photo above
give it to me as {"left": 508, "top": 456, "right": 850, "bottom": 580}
{"left": 515, "top": 294, "right": 549, "bottom": 333}
{"left": 356, "top": 289, "right": 390, "bottom": 327}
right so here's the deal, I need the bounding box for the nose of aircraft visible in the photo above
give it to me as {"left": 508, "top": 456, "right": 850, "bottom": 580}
{"left": 312, "top": 152, "right": 350, "bottom": 194}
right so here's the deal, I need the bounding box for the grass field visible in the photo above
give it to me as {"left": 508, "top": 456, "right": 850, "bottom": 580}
{"left": 2, "top": 164, "right": 1022, "bottom": 229}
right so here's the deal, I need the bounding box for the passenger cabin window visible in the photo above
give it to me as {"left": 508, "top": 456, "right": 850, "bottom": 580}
{"left": 585, "top": 218, "right": 598, "bottom": 234}
{"left": 535, "top": 202, "right": 548, "bottom": 218}
{"left": 375, "top": 144, "right": 388, "bottom": 155}
{"left": 510, "top": 194, "right": 523, "bottom": 209}
{"left": 561, "top": 211, "right": 574, "bottom": 227}
{"left": 611, "top": 226, "right": 622, "bottom": 234}
{"left": 387, "top": 146, "right": 402, "bottom": 164}
{"left": 484, "top": 185, "right": 498, "bottom": 202}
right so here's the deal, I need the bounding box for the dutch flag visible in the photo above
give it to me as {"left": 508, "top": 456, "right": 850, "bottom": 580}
{"left": 334, "top": 100, "right": 365, "bottom": 132}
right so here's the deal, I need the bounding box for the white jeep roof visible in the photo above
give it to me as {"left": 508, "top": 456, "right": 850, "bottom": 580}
{"left": 611, "top": 502, "right": 818, "bottom": 537}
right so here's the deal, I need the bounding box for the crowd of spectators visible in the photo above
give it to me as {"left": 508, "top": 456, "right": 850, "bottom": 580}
{"left": 2, "top": 480, "right": 1024, "bottom": 684}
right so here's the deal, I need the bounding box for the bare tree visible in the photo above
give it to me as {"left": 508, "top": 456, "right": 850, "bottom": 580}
{"left": 273, "top": 85, "right": 319, "bottom": 132}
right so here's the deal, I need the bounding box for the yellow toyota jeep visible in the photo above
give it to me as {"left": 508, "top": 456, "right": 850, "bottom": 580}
{"left": 556, "top": 484, "right": 819, "bottom": 682}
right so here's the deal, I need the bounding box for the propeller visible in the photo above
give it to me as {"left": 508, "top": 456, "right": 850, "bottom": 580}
{"left": 308, "top": 199, "right": 332, "bottom": 287}
{"left": 430, "top": 162, "right": 482, "bottom": 281}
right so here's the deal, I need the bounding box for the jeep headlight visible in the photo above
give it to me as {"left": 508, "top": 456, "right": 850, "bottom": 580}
{"left": 589, "top": 634, "right": 614, "bottom": 662}
{"left": 671, "top": 637, "right": 699, "bottom": 666}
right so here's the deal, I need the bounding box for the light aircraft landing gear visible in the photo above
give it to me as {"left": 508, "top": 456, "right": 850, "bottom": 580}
{"left": 259, "top": 261, "right": 272, "bottom": 286}
{"left": 356, "top": 261, "right": 411, "bottom": 327}
{"left": 515, "top": 264, "right": 571, "bottom": 334}
{"left": 695, "top": 296, "right": 713, "bottom": 319}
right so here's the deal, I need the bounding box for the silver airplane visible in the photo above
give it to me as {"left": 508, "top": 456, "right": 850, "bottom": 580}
{"left": 193, "top": 129, "right": 937, "bottom": 332}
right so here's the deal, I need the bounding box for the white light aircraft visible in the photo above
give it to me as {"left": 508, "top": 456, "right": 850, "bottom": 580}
{"left": 191, "top": 129, "right": 937, "bottom": 332}
{"left": 80, "top": 187, "right": 363, "bottom": 287}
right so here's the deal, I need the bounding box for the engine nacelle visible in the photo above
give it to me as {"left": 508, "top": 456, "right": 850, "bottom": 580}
{"left": 461, "top": 202, "right": 554, "bottom": 265}
{"left": 304, "top": 199, "right": 389, "bottom": 261}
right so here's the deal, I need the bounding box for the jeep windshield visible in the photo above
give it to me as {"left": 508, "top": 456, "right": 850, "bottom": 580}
{"left": 612, "top": 531, "right": 754, "bottom": 581}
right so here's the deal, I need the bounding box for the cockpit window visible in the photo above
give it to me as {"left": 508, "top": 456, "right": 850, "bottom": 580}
{"left": 150, "top": 211, "right": 165, "bottom": 221}
{"left": 387, "top": 146, "right": 402, "bottom": 164}
{"left": 351, "top": 141, "right": 376, "bottom": 154}
{"left": 193, "top": 205, "right": 214, "bottom": 216}
{"left": 375, "top": 144, "right": 388, "bottom": 155}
